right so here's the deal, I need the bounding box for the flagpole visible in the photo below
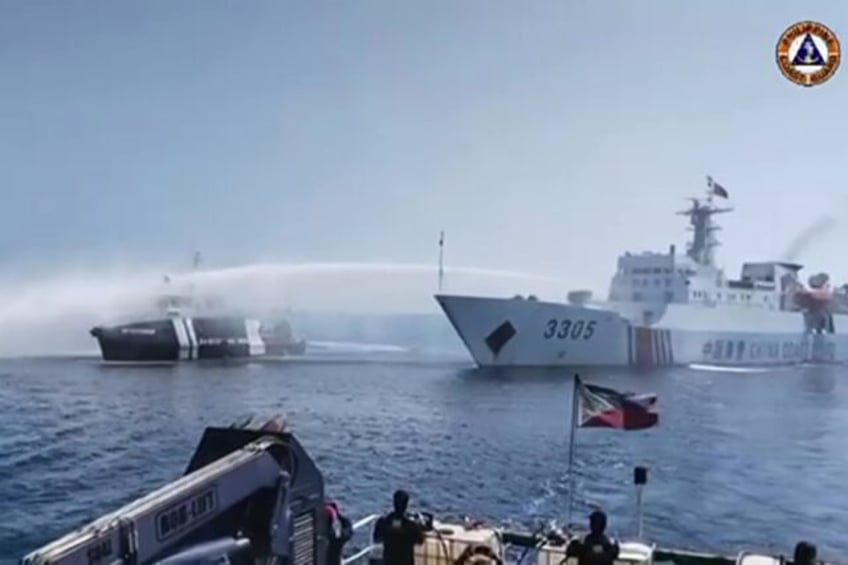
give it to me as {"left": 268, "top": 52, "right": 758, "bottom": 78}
{"left": 438, "top": 231, "right": 445, "bottom": 292}
{"left": 566, "top": 374, "right": 579, "bottom": 527}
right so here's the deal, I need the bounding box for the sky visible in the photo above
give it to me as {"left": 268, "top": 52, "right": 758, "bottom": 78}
{"left": 2, "top": 1, "right": 848, "bottom": 292}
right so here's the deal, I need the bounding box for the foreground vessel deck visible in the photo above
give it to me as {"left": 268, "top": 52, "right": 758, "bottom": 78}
{"left": 341, "top": 513, "right": 749, "bottom": 565}
{"left": 20, "top": 420, "right": 832, "bottom": 565}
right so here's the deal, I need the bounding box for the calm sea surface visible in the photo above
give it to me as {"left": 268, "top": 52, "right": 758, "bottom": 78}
{"left": 1, "top": 356, "right": 847, "bottom": 562}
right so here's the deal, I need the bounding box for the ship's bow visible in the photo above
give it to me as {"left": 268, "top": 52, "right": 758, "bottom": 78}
{"left": 435, "top": 294, "right": 630, "bottom": 367}
{"left": 89, "top": 325, "right": 113, "bottom": 360}
{"left": 89, "top": 322, "right": 180, "bottom": 362}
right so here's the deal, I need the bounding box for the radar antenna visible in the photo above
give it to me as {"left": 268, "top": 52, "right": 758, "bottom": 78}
{"left": 676, "top": 176, "right": 732, "bottom": 267}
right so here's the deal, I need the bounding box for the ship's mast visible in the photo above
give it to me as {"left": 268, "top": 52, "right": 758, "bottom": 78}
{"left": 676, "top": 177, "right": 732, "bottom": 267}
{"left": 438, "top": 231, "right": 445, "bottom": 292}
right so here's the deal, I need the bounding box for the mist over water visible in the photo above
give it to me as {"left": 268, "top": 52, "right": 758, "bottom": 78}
{"left": 0, "top": 261, "right": 566, "bottom": 357}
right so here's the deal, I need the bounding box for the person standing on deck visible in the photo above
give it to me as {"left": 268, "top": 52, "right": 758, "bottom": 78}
{"left": 566, "top": 509, "right": 619, "bottom": 565}
{"left": 372, "top": 490, "right": 425, "bottom": 565}
{"left": 793, "top": 541, "right": 817, "bottom": 565}
{"left": 325, "top": 501, "right": 353, "bottom": 565}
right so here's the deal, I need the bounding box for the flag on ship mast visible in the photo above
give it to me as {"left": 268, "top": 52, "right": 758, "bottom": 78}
{"left": 574, "top": 378, "right": 659, "bottom": 430}
{"left": 565, "top": 375, "right": 658, "bottom": 525}
{"left": 706, "top": 175, "right": 729, "bottom": 199}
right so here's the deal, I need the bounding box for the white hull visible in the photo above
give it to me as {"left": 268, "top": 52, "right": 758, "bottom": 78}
{"left": 436, "top": 294, "right": 848, "bottom": 368}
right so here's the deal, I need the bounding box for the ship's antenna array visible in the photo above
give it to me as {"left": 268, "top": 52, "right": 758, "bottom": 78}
{"left": 676, "top": 175, "right": 733, "bottom": 267}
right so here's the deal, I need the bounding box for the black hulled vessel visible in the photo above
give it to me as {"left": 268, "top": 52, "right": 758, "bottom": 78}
{"left": 90, "top": 293, "right": 306, "bottom": 363}
{"left": 90, "top": 315, "right": 306, "bottom": 362}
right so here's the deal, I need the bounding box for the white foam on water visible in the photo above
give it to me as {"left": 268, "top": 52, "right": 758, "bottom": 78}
{"left": 307, "top": 341, "right": 410, "bottom": 354}
{"left": 688, "top": 363, "right": 771, "bottom": 374}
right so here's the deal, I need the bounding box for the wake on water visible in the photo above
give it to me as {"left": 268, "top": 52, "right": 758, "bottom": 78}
{"left": 0, "top": 261, "right": 565, "bottom": 357}
{"left": 688, "top": 364, "right": 776, "bottom": 374}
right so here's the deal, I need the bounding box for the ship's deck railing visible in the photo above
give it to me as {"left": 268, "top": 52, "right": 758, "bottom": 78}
{"left": 337, "top": 514, "right": 838, "bottom": 565}
{"left": 340, "top": 514, "right": 636, "bottom": 565}
{"left": 339, "top": 513, "right": 698, "bottom": 565}
{"left": 343, "top": 513, "right": 381, "bottom": 565}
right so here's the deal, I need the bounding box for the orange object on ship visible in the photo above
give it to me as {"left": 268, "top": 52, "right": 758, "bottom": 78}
{"left": 794, "top": 287, "right": 833, "bottom": 310}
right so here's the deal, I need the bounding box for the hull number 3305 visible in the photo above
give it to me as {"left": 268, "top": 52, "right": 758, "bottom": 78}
{"left": 543, "top": 319, "right": 596, "bottom": 340}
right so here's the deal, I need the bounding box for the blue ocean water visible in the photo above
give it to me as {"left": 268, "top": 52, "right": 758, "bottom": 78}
{"left": 1, "top": 356, "right": 847, "bottom": 561}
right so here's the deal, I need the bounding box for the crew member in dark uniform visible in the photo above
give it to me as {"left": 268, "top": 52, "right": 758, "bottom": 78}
{"left": 372, "top": 490, "right": 425, "bottom": 565}
{"left": 793, "top": 541, "right": 817, "bottom": 565}
{"left": 566, "top": 509, "right": 619, "bottom": 565}
{"left": 325, "top": 501, "right": 353, "bottom": 565}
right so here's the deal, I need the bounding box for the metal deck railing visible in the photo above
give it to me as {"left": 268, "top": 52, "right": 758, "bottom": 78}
{"left": 342, "top": 514, "right": 382, "bottom": 565}
{"left": 335, "top": 512, "right": 846, "bottom": 565}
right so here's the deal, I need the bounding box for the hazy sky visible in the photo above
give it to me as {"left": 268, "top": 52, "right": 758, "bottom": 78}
{"left": 2, "top": 1, "right": 848, "bottom": 292}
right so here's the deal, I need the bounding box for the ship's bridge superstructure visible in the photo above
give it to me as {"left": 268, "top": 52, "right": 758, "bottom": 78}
{"left": 607, "top": 180, "right": 804, "bottom": 312}
{"left": 607, "top": 253, "right": 800, "bottom": 312}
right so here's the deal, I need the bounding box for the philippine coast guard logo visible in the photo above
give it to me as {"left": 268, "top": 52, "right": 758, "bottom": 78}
{"left": 776, "top": 21, "right": 841, "bottom": 87}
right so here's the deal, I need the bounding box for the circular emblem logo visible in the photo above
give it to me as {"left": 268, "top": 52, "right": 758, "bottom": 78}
{"left": 776, "top": 21, "right": 841, "bottom": 87}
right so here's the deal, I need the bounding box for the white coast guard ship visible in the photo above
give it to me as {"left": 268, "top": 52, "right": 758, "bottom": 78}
{"left": 436, "top": 177, "right": 848, "bottom": 368}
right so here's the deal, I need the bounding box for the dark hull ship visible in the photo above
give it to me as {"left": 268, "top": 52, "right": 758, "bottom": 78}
{"left": 90, "top": 316, "right": 307, "bottom": 362}
{"left": 91, "top": 256, "right": 307, "bottom": 362}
